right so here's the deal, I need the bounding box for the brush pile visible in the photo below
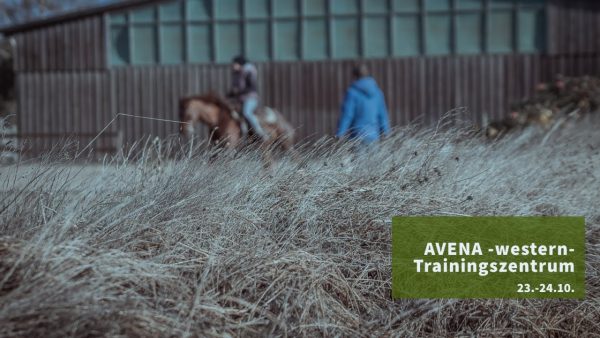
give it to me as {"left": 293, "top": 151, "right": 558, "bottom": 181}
{"left": 486, "top": 75, "right": 600, "bottom": 138}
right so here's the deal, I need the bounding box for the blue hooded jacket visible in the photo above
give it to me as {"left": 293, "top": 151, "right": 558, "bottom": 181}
{"left": 336, "top": 77, "right": 391, "bottom": 143}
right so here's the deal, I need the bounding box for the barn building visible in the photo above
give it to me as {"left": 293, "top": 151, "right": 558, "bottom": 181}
{"left": 0, "top": 0, "right": 598, "bottom": 153}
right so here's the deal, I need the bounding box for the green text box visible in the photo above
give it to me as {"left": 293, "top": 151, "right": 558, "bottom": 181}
{"left": 392, "top": 216, "right": 585, "bottom": 299}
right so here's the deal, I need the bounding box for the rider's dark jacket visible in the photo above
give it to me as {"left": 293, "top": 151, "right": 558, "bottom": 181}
{"left": 230, "top": 63, "right": 259, "bottom": 102}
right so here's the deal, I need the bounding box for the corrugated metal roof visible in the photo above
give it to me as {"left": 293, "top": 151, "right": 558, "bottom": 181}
{"left": 0, "top": 0, "right": 171, "bottom": 35}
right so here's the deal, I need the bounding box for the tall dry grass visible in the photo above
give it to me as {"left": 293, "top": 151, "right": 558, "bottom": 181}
{"left": 0, "top": 116, "right": 599, "bottom": 337}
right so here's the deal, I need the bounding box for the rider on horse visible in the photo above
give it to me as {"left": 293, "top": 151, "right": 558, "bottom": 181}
{"left": 227, "top": 56, "right": 269, "bottom": 142}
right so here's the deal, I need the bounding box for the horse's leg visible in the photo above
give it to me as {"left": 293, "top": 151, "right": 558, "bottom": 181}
{"left": 281, "top": 130, "right": 295, "bottom": 152}
{"left": 258, "top": 125, "right": 279, "bottom": 169}
{"left": 286, "top": 143, "right": 301, "bottom": 164}
{"left": 273, "top": 125, "right": 300, "bottom": 163}
{"left": 227, "top": 129, "right": 242, "bottom": 149}
{"left": 183, "top": 122, "right": 195, "bottom": 159}
{"left": 261, "top": 140, "right": 274, "bottom": 170}
{"left": 268, "top": 109, "right": 297, "bottom": 159}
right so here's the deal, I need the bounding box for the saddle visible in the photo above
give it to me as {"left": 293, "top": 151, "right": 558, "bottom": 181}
{"left": 227, "top": 99, "right": 277, "bottom": 140}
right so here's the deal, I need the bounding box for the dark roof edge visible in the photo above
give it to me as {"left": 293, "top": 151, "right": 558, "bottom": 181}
{"left": 0, "top": 0, "right": 171, "bottom": 35}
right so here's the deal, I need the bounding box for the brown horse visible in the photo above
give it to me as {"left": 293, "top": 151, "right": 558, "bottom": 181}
{"left": 179, "top": 93, "right": 295, "bottom": 152}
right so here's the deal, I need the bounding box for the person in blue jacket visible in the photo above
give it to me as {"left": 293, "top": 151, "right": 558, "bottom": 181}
{"left": 336, "top": 64, "right": 391, "bottom": 145}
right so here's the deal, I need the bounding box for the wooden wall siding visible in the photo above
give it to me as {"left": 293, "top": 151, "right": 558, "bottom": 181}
{"left": 16, "top": 72, "right": 114, "bottom": 153}
{"left": 8, "top": 0, "right": 600, "bottom": 154}
{"left": 13, "top": 16, "right": 106, "bottom": 72}
{"left": 106, "top": 53, "right": 600, "bottom": 148}
{"left": 15, "top": 52, "right": 600, "bottom": 154}
{"left": 7, "top": 0, "right": 600, "bottom": 72}
{"left": 548, "top": 0, "right": 600, "bottom": 55}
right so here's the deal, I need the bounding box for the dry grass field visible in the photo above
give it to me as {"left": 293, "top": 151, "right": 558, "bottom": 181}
{"left": 0, "top": 117, "right": 599, "bottom": 337}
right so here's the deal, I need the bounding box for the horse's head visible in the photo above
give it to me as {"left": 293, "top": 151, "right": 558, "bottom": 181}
{"left": 179, "top": 96, "right": 223, "bottom": 138}
{"left": 179, "top": 98, "right": 193, "bottom": 137}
